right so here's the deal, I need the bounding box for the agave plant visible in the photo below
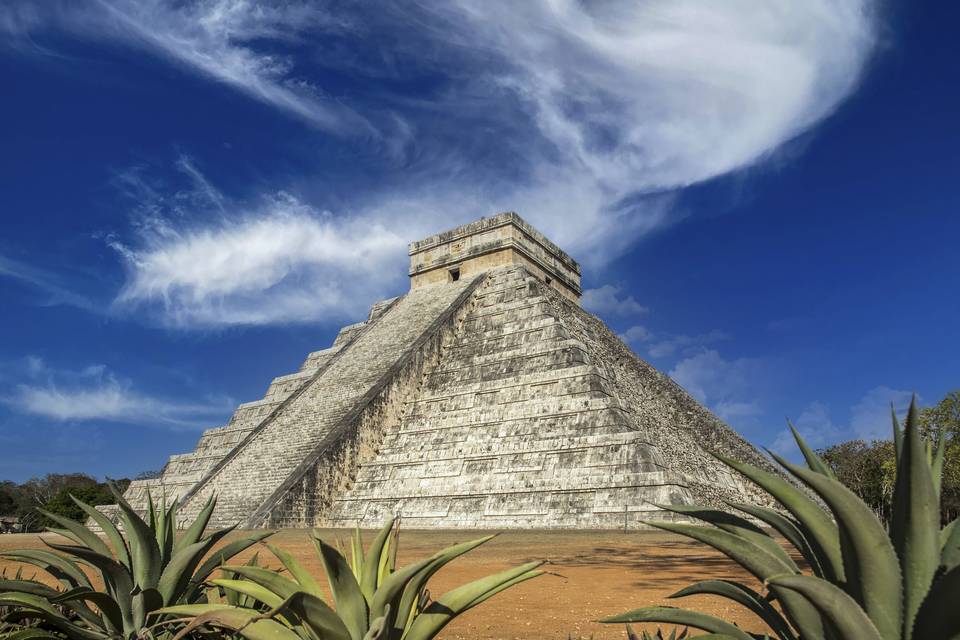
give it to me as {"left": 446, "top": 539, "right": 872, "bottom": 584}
{"left": 601, "top": 397, "right": 960, "bottom": 639}
{"left": 0, "top": 486, "right": 272, "bottom": 639}
{"left": 626, "top": 626, "right": 688, "bottom": 640}
{"left": 156, "top": 518, "right": 545, "bottom": 640}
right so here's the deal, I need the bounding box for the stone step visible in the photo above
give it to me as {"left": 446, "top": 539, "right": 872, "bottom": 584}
{"left": 444, "top": 322, "right": 570, "bottom": 357}
{"left": 175, "top": 277, "right": 478, "bottom": 527}
{"left": 299, "top": 346, "right": 341, "bottom": 372}
{"left": 405, "top": 390, "right": 620, "bottom": 425}
{"left": 412, "top": 365, "right": 607, "bottom": 402}
{"left": 393, "top": 406, "right": 632, "bottom": 439}
{"left": 370, "top": 430, "right": 659, "bottom": 466}
{"left": 424, "top": 344, "right": 591, "bottom": 388}
{"left": 347, "top": 468, "right": 678, "bottom": 499}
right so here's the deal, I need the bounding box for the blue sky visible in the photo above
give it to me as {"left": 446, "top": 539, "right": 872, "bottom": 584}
{"left": 0, "top": 1, "right": 957, "bottom": 482}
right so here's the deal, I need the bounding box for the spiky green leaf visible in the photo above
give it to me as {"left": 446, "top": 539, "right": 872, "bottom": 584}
{"left": 646, "top": 522, "right": 795, "bottom": 581}
{"left": 600, "top": 606, "right": 752, "bottom": 640}
{"left": 211, "top": 579, "right": 286, "bottom": 609}
{"left": 70, "top": 497, "right": 130, "bottom": 568}
{"left": 157, "top": 538, "right": 216, "bottom": 605}
{"left": 789, "top": 421, "right": 836, "bottom": 478}
{"left": 0, "top": 592, "right": 107, "bottom": 640}
{"left": 315, "top": 536, "right": 368, "bottom": 640}
{"left": 165, "top": 606, "right": 302, "bottom": 640}
{"left": 727, "top": 502, "right": 825, "bottom": 578}
{"left": 669, "top": 580, "right": 796, "bottom": 640}
{"left": 360, "top": 519, "right": 395, "bottom": 604}
{"left": 173, "top": 496, "right": 216, "bottom": 554}
{"left": 404, "top": 561, "right": 544, "bottom": 640}
{"left": 713, "top": 452, "right": 844, "bottom": 583}
{"left": 266, "top": 591, "right": 352, "bottom": 640}
{"left": 889, "top": 397, "right": 940, "bottom": 639}
{"left": 769, "top": 575, "right": 883, "bottom": 640}
{"left": 380, "top": 535, "right": 497, "bottom": 632}
{"left": 942, "top": 518, "right": 960, "bottom": 572}
{"left": 0, "top": 550, "right": 91, "bottom": 590}
{"left": 113, "top": 495, "right": 161, "bottom": 589}
{"left": 891, "top": 405, "right": 903, "bottom": 461}
{"left": 218, "top": 566, "right": 299, "bottom": 603}
{"left": 51, "top": 586, "right": 124, "bottom": 633}
{"left": 772, "top": 453, "right": 902, "bottom": 640}
{"left": 655, "top": 504, "right": 797, "bottom": 572}
{"left": 36, "top": 508, "right": 112, "bottom": 558}
{"left": 266, "top": 543, "right": 324, "bottom": 597}
{"left": 188, "top": 530, "right": 275, "bottom": 598}
{"left": 911, "top": 565, "right": 960, "bottom": 639}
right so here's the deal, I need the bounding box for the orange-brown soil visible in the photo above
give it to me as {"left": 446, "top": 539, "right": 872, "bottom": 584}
{"left": 1, "top": 528, "right": 768, "bottom": 639}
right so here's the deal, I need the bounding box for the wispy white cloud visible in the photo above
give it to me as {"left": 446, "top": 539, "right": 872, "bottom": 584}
{"left": 109, "top": 160, "right": 409, "bottom": 327}
{"left": 771, "top": 400, "right": 841, "bottom": 454}
{"left": 668, "top": 348, "right": 772, "bottom": 431}
{"left": 4, "top": 1, "right": 878, "bottom": 326}
{"left": 582, "top": 285, "right": 648, "bottom": 317}
{"left": 417, "top": 0, "right": 877, "bottom": 255}
{"left": 648, "top": 330, "right": 731, "bottom": 359}
{"left": 114, "top": 199, "right": 407, "bottom": 327}
{"left": 620, "top": 325, "right": 653, "bottom": 345}
{"left": 850, "top": 386, "right": 915, "bottom": 441}
{"left": 3, "top": 357, "right": 231, "bottom": 429}
{"left": 0, "top": 253, "right": 98, "bottom": 312}
{"left": 771, "top": 386, "right": 914, "bottom": 454}
{"left": 669, "top": 349, "right": 768, "bottom": 407}
{"left": 716, "top": 400, "right": 764, "bottom": 423}
{"left": 3, "top": 0, "right": 369, "bottom": 132}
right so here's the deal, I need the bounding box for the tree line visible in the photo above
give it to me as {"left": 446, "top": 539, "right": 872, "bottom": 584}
{"left": 0, "top": 473, "right": 131, "bottom": 532}
{"left": 818, "top": 389, "right": 959, "bottom": 525}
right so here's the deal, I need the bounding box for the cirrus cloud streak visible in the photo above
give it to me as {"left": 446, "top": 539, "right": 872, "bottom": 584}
{"left": 1, "top": 0, "right": 879, "bottom": 327}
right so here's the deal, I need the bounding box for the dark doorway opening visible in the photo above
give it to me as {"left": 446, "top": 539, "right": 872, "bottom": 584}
{"left": 449, "top": 267, "right": 461, "bottom": 282}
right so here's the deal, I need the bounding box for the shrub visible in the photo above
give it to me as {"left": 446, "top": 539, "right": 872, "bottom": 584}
{"left": 601, "top": 397, "right": 960, "bottom": 639}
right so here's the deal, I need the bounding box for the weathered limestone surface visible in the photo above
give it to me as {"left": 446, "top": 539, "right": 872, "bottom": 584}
{"left": 107, "top": 212, "right": 779, "bottom": 530}
{"left": 409, "top": 212, "right": 582, "bottom": 301}
{"left": 322, "top": 266, "right": 768, "bottom": 529}
{"left": 173, "top": 278, "right": 478, "bottom": 528}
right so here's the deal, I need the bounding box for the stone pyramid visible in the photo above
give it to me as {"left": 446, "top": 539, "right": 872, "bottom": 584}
{"left": 116, "top": 213, "right": 774, "bottom": 529}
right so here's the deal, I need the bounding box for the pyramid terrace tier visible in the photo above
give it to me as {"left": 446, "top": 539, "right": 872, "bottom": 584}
{"left": 99, "top": 263, "right": 782, "bottom": 530}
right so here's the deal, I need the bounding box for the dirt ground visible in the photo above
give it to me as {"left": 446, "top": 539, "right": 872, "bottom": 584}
{"left": 0, "top": 528, "right": 768, "bottom": 639}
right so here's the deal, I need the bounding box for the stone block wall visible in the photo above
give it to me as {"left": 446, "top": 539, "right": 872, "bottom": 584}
{"left": 409, "top": 212, "right": 582, "bottom": 302}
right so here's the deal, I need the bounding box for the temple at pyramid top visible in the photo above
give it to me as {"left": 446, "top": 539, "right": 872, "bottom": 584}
{"left": 408, "top": 212, "right": 582, "bottom": 301}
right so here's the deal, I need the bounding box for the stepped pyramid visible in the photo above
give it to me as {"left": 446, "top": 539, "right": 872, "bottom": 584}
{"left": 116, "top": 213, "right": 774, "bottom": 529}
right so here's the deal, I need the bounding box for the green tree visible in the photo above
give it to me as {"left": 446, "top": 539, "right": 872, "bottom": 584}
{"left": 0, "top": 481, "right": 20, "bottom": 515}
{"left": 40, "top": 483, "right": 115, "bottom": 523}
{"left": 920, "top": 390, "right": 960, "bottom": 437}
{"left": 819, "top": 439, "right": 896, "bottom": 523}
{"left": 5, "top": 474, "right": 131, "bottom": 531}
{"left": 817, "top": 389, "right": 960, "bottom": 525}
{"left": 919, "top": 389, "right": 960, "bottom": 522}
